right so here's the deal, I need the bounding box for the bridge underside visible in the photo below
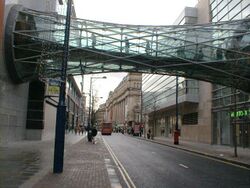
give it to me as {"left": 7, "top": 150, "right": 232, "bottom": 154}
{"left": 4, "top": 5, "right": 250, "bottom": 92}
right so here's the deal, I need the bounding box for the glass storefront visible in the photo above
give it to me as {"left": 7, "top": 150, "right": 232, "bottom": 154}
{"left": 142, "top": 74, "right": 198, "bottom": 138}
{"left": 210, "top": 0, "right": 250, "bottom": 148}
{"left": 213, "top": 108, "right": 250, "bottom": 147}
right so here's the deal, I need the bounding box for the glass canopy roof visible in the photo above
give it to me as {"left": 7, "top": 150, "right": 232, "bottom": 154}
{"left": 4, "top": 5, "right": 250, "bottom": 92}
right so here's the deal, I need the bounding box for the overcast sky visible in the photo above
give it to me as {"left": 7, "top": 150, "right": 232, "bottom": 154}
{"left": 73, "top": 0, "right": 198, "bottom": 107}
{"left": 74, "top": 0, "right": 198, "bottom": 25}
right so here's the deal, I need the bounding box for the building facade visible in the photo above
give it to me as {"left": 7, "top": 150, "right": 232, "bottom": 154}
{"left": 142, "top": 3, "right": 213, "bottom": 144}
{"left": 142, "top": 0, "right": 250, "bottom": 148}
{"left": 66, "top": 76, "right": 83, "bottom": 131}
{"left": 210, "top": 0, "right": 250, "bottom": 147}
{"left": 105, "top": 73, "right": 142, "bottom": 130}
{"left": 42, "top": 75, "right": 83, "bottom": 140}
{"left": 95, "top": 103, "right": 106, "bottom": 129}
{"left": 0, "top": 0, "right": 80, "bottom": 143}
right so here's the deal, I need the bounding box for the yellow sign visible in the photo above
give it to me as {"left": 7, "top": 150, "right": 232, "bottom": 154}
{"left": 48, "top": 86, "right": 59, "bottom": 94}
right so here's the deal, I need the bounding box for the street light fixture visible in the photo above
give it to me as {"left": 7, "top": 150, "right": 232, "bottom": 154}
{"left": 87, "top": 76, "right": 106, "bottom": 141}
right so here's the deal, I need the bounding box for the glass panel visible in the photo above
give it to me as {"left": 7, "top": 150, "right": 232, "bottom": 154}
{"left": 242, "top": 4, "right": 250, "bottom": 18}
{"left": 6, "top": 8, "right": 249, "bottom": 93}
{"left": 217, "top": 6, "right": 229, "bottom": 21}
{"left": 217, "top": 0, "right": 228, "bottom": 10}
{"left": 242, "top": 0, "right": 250, "bottom": 8}
{"left": 228, "top": 0, "right": 241, "bottom": 10}
{"left": 211, "top": 0, "right": 218, "bottom": 11}
{"left": 220, "top": 111, "right": 231, "bottom": 145}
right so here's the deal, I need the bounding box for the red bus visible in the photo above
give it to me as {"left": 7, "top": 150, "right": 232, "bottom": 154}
{"left": 101, "top": 123, "right": 113, "bottom": 135}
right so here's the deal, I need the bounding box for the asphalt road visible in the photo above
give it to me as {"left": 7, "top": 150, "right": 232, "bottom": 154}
{"left": 103, "top": 133, "right": 250, "bottom": 188}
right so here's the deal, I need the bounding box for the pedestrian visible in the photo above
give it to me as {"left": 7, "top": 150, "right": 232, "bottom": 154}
{"left": 147, "top": 129, "right": 151, "bottom": 139}
{"left": 81, "top": 126, "right": 84, "bottom": 135}
{"left": 177, "top": 46, "right": 186, "bottom": 59}
{"left": 216, "top": 45, "right": 223, "bottom": 60}
{"left": 161, "top": 128, "right": 165, "bottom": 136}
{"left": 195, "top": 47, "right": 204, "bottom": 60}
{"left": 125, "top": 36, "right": 129, "bottom": 53}
{"left": 74, "top": 126, "right": 77, "bottom": 135}
{"left": 139, "top": 125, "right": 143, "bottom": 137}
{"left": 91, "top": 33, "right": 96, "bottom": 48}
{"left": 145, "top": 40, "right": 150, "bottom": 55}
{"left": 91, "top": 127, "right": 98, "bottom": 144}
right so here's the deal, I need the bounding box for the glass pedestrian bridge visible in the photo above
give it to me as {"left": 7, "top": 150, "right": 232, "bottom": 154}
{"left": 4, "top": 5, "right": 250, "bottom": 92}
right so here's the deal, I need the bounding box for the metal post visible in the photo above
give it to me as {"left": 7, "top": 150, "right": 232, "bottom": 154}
{"left": 120, "top": 28, "right": 123, "bottom": 53}
{"left": 233, "top": 88, "right": 238, "bottom": 157}
{"left": 81, "top": 74, "right": 84, "bottom": 126}
{"left": 91, "top": 93, "right": 95, "bottom": 125}
{"left": 87, "top": 77, "right": 92, "bottom": 141}
{"left": 87, "top": 76, "right": 106, "bottom": 141}
{"left": 140, "top": 81, "right": 143, "bottom": 137}
{"left": 176, "top": 76, "right": 179, "bottom": 131}
{"left": 155, "top": 31, "right": 158, "bottom": 57}
{"left": 53, "top": 0, "right": 72, "bottom": 173}
{"left": 174, "top": 76, "right": 179, "bottom": 145}
{"left": 88, "top": 77, "right": 92, "bottom": 129}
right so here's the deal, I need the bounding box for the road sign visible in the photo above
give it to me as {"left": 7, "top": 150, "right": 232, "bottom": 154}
{"left": 48, "top": 78, "right": 62, "bottom": 86}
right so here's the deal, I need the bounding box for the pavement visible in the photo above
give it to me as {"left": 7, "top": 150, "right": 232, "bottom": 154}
{"left": 0, "top": 132, "right": 126, "bottom": 188}
{"left": 0, "top": 132, "right": 249, "bottom": 188}
{"left": 0, "top": 132, "right": 85, "bottom": 188}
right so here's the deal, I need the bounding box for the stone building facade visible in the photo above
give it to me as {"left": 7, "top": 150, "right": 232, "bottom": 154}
{"left": 95, "top": 103, "right": 106, "bottom": 129}
{"left": 105, "top": 73, "right": 142, "bottom": 130}
{"left": 0, "top": 0, "right": 79, "bottom": 143}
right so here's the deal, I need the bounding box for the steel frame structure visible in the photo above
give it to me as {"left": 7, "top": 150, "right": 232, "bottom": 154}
{"left": 4, "top": 5, "right": 250, "bottom": 92}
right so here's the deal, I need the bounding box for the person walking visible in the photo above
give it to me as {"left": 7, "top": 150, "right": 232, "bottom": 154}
{"left": 91, "top": 33, "right": 96, "bottom": 48}
{"left": 147, "top": 129, "right": 151, "bottom": 139}
{"left": 125, "top": 36, "right": 130, "bottom": 53}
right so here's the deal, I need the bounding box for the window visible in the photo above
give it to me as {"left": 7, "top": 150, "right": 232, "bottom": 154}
{"left": 182, "top": 112, "right": 198, "bottom": 125}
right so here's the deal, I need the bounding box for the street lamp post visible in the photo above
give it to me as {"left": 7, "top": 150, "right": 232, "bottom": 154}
{"left": 87, "top": 76, "right": 106, "bottom": 141}
{"left": 174, "top": 75, "right": 179, "bottom": 145}
{"left": 53, "top": 0, "right": 72, "bottom": 173}
{"left": 151, "top": 94, "right": 157, "bottom": 139}
{"left": 140, "top": 85, "right": 144, "bottom": 137}
{"left": 91, "top": 96, "right": 103, "bottom": 128}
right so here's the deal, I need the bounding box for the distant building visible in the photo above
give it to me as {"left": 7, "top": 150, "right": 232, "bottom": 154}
{"left": 95, "top": 103, "right": 106, "bottom": 129}
{"left": 104, "top": 73, "right": 142, "bottom": 130}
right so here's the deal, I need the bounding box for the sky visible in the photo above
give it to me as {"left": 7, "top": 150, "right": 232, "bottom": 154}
{"left": 73, "top": 0, "right": 198, "bottom": 107}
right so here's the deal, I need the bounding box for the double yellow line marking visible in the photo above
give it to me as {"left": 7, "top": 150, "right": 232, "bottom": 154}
{"left": 103, "top": 138, "right": 136, "bottom": 188}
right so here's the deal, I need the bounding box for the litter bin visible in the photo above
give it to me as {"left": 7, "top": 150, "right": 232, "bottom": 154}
{"left": 174, "top": 129, "right": 180, "bottom": 145}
